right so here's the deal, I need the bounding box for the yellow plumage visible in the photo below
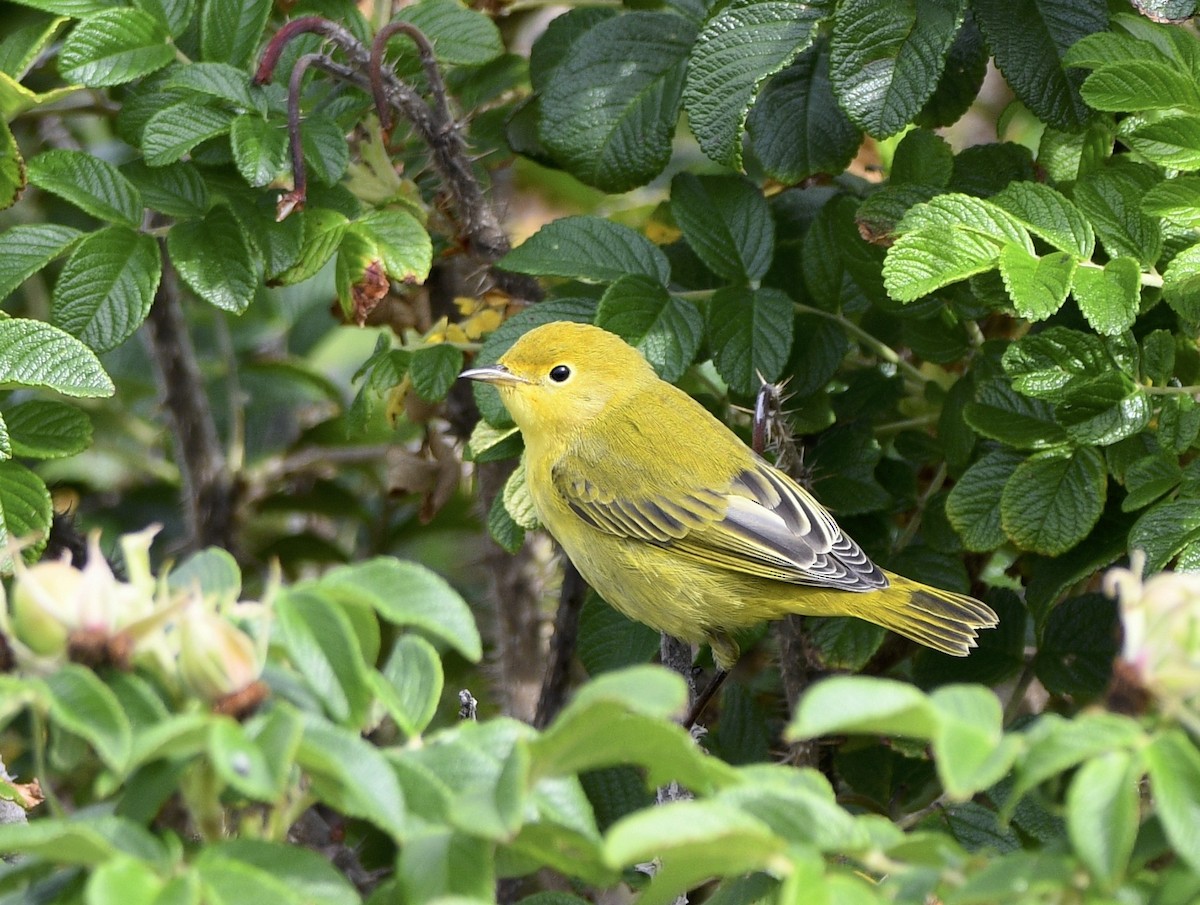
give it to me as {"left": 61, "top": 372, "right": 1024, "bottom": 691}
{"left": 463, "top": 321, "right": 997, "bottom": 670}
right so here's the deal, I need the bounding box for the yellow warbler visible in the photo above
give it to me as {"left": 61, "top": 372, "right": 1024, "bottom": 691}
{"left": 463, "top": 322, "right": 997, "bottom": 671}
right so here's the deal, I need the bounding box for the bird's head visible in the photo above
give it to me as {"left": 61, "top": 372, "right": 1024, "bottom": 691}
{"left": 460, "top": 322, "right": 655, "bottom": 437}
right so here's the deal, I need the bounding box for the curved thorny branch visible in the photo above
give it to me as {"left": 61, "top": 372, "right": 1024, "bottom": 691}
{"left": 255, "top": 16, "right": 534, "bottom": 292}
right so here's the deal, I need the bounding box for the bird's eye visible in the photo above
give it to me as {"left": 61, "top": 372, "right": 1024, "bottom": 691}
{"left": 549, "top": 365, "right": 571, "bottom": 383}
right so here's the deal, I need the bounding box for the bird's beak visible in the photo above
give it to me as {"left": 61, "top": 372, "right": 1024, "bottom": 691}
{"left": 459, "top": 363, "right": 529, "bottom": 386}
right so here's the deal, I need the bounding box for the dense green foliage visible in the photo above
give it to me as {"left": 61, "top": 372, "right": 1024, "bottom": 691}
{"left": 1, "top": 0, "right": 1199, "bottom": 902}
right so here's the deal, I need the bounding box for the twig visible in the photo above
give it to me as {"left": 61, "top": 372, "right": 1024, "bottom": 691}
{"left": 533, "top": 561, "right": 586, "bottom": 729}
{"left": 142, "top": 249, "right": 237, "bottom": 552}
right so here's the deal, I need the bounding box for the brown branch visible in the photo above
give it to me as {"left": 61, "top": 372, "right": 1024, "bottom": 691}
{"left": 533, "top": 561, "right": 586, "bottom": 729}
{"left": 256, "top": 17, "right": 539, "bottom": 297}
{"left": 142, "top": 249, "right": 238, "bottom": 552}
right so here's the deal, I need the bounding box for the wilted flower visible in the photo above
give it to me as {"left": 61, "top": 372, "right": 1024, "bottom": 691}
{"left": 1104, "top": 554, "right": 1200, "bottom": 733}
{"left": 177, "top": 591, "right": 265, "bottom": 705}
{"left": 5, "top": 529, "right": 158, "bottom": 668}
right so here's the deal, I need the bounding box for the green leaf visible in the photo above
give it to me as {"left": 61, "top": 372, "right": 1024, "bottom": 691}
{"left": 997, "top": 246, "right": 1075, "bottom": 322}
{"left": 3, "top": 400, "right": 91, "bottom": 459}
{"left": 1002, "top": 327, "right": 1111, "bottom": 399}
{"left": 596, "top": 276, "right": 702, "bottom": 384}
{"left": 829, "top": 0, "right": 965, "bottom": 139}
{"left": 529, "top": 8, "right": 617, "bottom": 90}
{"left": 683, "top": 0, "right": 822, "bottom": 170}
{"left": 409, "top": 344, "right": 463, "bottom": 402}
{"left": 273, "top": 208, "right": 350, "bottom": 286}
{"left": 1033, "top": 593, "right": 1119, "bottom": 696}
{"left": 200, "top": 839, "right": 361, "bottom": 905}
{"left": 1142, "top": 176, "right": 1200, "bottom": 228}
{"left": 1140, "top": 329, "right": 1176, "bottom": 386}
{"left": 539, "top": 12, "right": 693, "bottom": 192}
{"left": 576, "top": 592, "right": 660, "bottom": 676}
{"left": 914, "top": 12, "right": 988, "bottom": 128}
{"left": 890, "top": 128, "right": 954, "bottom": 186}
{"left": 59, "top": 8, "right": 174, "bottom": 87}
{"left": 0, "top": 817, "right": 120, "bottom": 865}
{"left": 276, "top": 589, "right": 375, "bottom": 728}
{"left": 1009, "top": 711, "right": 1144, "bottom": 806}
{"left": 788, "top": 676, "right": 939, "bottom": 741}
{"left": 603, "top": 801, "right": 784, "bottom": 905}
{"left": 27, "top": 150, "right": 143, "bottom": 226}
{"left": 1143, "top": 729, "right": 1200, "bottom": 875}
{"left": 353, "top": 209, "right": 432, "bottom": 284}
{"left": 122, "top": 160, "right": 209, "bottom": 219}
{"left": 51, "top": 226, "right": 161, "bottom": 352}
{"left": 0, "top": 316, "right": 112, "bottom": 393}
{"left": 163, "top": 61, "right": 260, "bottom": 110}
{"left": 44, "top": 663, "right": 132, "bottom": 772}
{"left": 1056, "top": 372, "right": 1151, "bottom": 447}
{"left": 531, "top": 667, "right": 727, "bottom": 791}
{"left": 970, "top": 0, "right": 1104, "bottom": 130}
{"left": 707, "top": 286, "right": 793, "bottom": 396}
{"left": 141, "top": 102, "right": 235, "bottom": 166}
{"left": 199, "top": 0, "right": 270, "bottom": 68}
{"left": 315, "top": 558, "right": 482, "bottom": 662}
{"left": 136, "top": 0, "right": 197, "bottom": 38}
{"left": 963, "top": 377, "right": 1067, "bottom": 449}
{"left": 0, "top": 461, "right": 52, "bottom": 569}
{"left": 230, "top": 114, "right": 288, "bottom": 187}
{"left": 991, "top": 181, "right": 1095, "bottom": 257}
{"left": 0, "top": 224, "right": 82, "bottom": 301}
{"left": 86, "top": 857, "right": 164, "bottom": 905}
{"left": 1163, "top": 242, "right": 1200, "bottom": 322}
{"left": 394, "top": 0, "right": 503, "bottom": 66}
{"left": 208, "top": 717, "right": 278, "bottom": 802}
{"left": 1000, "top": 448, "right": 1106, "bottom": 555}
{"left": 1119, "top": 111, "right": 1200, "bottom": 170}
{"left": 299, "top": 113, "right": 350, "bottom": 187}
{"left": 503, "top": 457, "right": 539, "bottom": 531}
{"left": 169, "top": 547, "right": 240, "bottom": 606}
{"left": 1070, "top": 258, "right": 1141, "bottom": 336}
{"left": 297, "top": 721, "right": 407, "bottom": 840}
{"left": 884, "top": 193, "right": 1032, "bottom": 301}
{"left": 168, "top": 205, "right": 256, "bottom": 313}
{"left": 1074, "top": 163, "right": 1162, "bottom": 267}
{"left": 376, "top": 634, "right": 443, "bottom": 737}
{"left": 401, "top": 721, "right": 530, "bottom": 842}
{"left": 1066, "top": 751, "right": 1139, "bottom": 888}
{"left": 1129, "top": 498, "right": 1200, "bottom": 571}
{"left": 929, "top": 685, "right": 1019, "bottom": 799}
{"left": 500, "top": 216, "right": 670, "bottom": 284}
{"left": 194, "top": 858, "right": 305, "bottom": 905}
{"left": 1081, "top": 60, "right": 1200, "bottom": 112}
{"left": 670, "top": 173, "right": 773, "bottom": 283}
{"left": 945, "top": 448, "right": 1024, "bottom": 552}
{"left": 747, "top": 39, "right": 861, "bottom": 184}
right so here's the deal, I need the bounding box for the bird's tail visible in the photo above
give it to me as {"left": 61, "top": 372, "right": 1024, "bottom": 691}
{"left": 861, "top": 572, "right": 999, "bottom": 656}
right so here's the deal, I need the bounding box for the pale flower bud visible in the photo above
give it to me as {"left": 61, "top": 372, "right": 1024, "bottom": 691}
{"left": 177, "top": 598, "right": 263, "bottom": 702}
{"left": 1104, "top": 554, "right": 1200, "bottom": 733}
{"left": 9, "top": 559, "right": 81, "bottom": 656}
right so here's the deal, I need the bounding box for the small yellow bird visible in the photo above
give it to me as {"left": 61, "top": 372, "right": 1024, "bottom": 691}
{"left": 463, "top": 322, "right": 997, "bottom": 674}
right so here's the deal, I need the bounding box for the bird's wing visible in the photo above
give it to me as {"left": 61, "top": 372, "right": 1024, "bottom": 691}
{"left": 551, "top": 454, "right": 888, "bottom": 592}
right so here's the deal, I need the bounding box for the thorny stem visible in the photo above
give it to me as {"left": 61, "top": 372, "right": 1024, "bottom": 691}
{"left": 371, "top": 22, "right": 451, "bottom": 133}
{"left": 256, "top": 17, "right": 532, "bottom": 289}
{"left": 282, "top": 52, "right": 325, "bottom": 216}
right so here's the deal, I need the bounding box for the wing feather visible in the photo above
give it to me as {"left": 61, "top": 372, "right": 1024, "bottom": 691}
{"left": 553, "top": 454, "right": 887, "bottom": 593}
